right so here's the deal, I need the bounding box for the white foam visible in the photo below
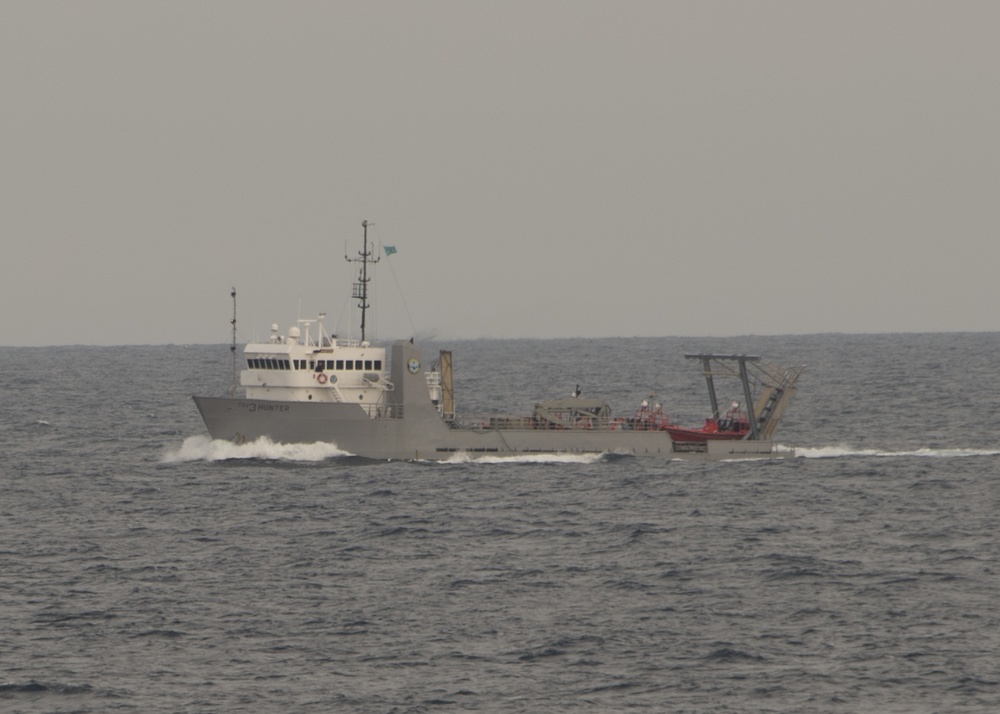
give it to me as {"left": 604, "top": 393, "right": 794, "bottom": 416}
{"left": 441, "top": 451, "right": 607, "bottom": 465}
{"left": 797, "top": 444, "right": 1000, "bottom": 459}
{"left": 796, "top": 445, "right": 881, "bottom": 459}
{"left": 160, "top": 435, "right": 349, "bottom": 463}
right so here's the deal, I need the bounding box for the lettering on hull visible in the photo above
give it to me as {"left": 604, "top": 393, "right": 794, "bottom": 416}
{"left": 239, "top": 401, "right": 290, "bottom": 413}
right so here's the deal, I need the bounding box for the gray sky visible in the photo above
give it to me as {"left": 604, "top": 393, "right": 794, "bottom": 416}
{"left": 3, "top": 1, "right": 998, "bottom": 346}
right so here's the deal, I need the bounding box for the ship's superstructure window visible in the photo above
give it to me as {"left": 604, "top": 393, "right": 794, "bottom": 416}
{"left": 248, "top": 357, "right": 293, "bottom": 370}
{"left": 247, "top": 355, "right": 381, "bottom": 371}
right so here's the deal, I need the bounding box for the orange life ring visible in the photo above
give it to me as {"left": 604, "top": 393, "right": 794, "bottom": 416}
{"left": 317, "top": 373, "right": 328, "bottom": 384}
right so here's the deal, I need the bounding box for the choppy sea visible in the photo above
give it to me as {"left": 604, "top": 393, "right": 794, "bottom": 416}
{"left": 2, "top": 333, "right": 999, "bottom": 713}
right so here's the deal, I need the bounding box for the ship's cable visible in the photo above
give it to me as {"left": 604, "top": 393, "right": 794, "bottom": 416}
{"left": 371, "top": 224, "right": 418, "bottom": 340}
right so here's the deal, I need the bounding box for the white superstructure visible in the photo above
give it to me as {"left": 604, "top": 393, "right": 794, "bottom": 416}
{"left": 240, "top": 316, "right": 392, "bottom": 413}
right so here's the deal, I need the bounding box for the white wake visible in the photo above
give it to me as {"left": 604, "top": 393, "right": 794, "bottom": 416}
{"left": 440, "top": 451, "right": 609, "bottom": 465}
{"left": 796, "top": 445, "right": 1000, "bottom": 459}
{"left": 161, "top": 435, "right": 350, "bottom": 463}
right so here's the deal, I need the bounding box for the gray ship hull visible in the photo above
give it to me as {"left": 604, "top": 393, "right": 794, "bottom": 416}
{"left": 192, "top": 395, "right": 783, "bottom": 460}
{"left": 193, "top": 341, "right": 788, "bottom": 461}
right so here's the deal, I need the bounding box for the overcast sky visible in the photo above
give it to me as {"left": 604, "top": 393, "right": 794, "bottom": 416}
{"left": 3, "top": 1, "right": 998, "bottom": 346}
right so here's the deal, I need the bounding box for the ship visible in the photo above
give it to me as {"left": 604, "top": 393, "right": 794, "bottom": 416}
{"left": 193, "top": 221, "right": 804, "bottom": 461}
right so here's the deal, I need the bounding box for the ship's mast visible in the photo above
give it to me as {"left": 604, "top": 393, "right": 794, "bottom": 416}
{"left": 346, "top": 220, "right": 380, "bottom": 342}
{"left": 229, "top": 287, "right": 238, "bottom": 398}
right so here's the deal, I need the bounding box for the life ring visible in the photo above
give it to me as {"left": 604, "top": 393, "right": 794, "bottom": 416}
{"left": 317, "top": 373, "right": 328, "bottom": 384}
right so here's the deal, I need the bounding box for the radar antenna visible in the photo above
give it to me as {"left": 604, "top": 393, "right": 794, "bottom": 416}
{"left": 346, "top": 220, "right": 380, "bottom": 342}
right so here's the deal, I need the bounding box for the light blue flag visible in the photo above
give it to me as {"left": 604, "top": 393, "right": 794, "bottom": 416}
{"left": 384, "top": 245, "right": 397, "bottom": 256}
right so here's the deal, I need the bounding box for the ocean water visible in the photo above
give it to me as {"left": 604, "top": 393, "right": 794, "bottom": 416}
{"left": 2, "top": 333, "right": 999, "bottom": 713}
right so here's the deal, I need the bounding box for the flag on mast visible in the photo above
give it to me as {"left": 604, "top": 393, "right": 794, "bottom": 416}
{"left": 384, "top": 245, "right": 397, "bottom": 256}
